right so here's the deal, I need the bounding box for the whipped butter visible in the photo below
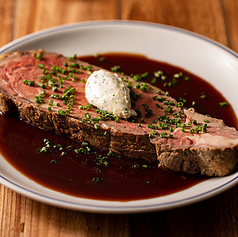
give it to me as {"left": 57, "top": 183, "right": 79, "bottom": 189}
{"left": 85, "top": 69, "right": 137, "bottom": 118}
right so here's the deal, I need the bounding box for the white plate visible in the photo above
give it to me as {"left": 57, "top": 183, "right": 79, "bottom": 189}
{"left": 0, "top": 21, "right": 238, "bottom": 214}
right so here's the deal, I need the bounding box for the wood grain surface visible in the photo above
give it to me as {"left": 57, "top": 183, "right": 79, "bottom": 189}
{"left": 0, "top": 0, "right": 238, "bottom": 236}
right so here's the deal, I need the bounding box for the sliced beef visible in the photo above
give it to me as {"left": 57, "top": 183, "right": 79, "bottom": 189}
{"left": 0, "top": 50, "right": 237, "bottom": 176}
{"left": 154, "top": 108, "right": 238, "bottom": 176}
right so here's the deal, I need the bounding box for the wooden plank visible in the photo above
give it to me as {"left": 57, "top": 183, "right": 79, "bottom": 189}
{"left": 0, "top": 186, "right": 130, "bottom": 236}
{"left": 0, "top": 1, "right": 15, "bottom": 47}
{"left": 13, "top": 0, "right": 119, "bottom": 40}
{"left": 0, "top": 186, "right": 22, "bottom": 237}
{"left": 128, "top": 187, "right": 238, "bottom": 237}
{"left": 120, "top": 0, "right": 228, "bottom": 45}
{"left": 222, "top": 0, "right": 238, "bottom": 53}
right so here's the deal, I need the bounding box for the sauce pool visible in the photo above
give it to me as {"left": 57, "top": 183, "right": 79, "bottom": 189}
{"left": 0, "top": 53, "right": 237, "bottom": 201}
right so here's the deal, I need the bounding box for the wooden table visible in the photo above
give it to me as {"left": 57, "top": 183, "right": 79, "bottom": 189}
{"left": 1, "top": 0, "right": 238, "bottom": 236}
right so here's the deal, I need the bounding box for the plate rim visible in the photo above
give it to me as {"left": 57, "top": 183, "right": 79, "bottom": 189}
{"left": 1, "top": 20, "right": 238, "bottom": 59}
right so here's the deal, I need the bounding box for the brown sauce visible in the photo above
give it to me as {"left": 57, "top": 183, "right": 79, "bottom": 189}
{"left": 0, "top": 53, "right": 237, "bottom": 201}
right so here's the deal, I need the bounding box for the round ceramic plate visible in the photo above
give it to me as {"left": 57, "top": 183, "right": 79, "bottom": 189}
{"left": 0, "top": 21, "right": 238, "bottom": 214}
